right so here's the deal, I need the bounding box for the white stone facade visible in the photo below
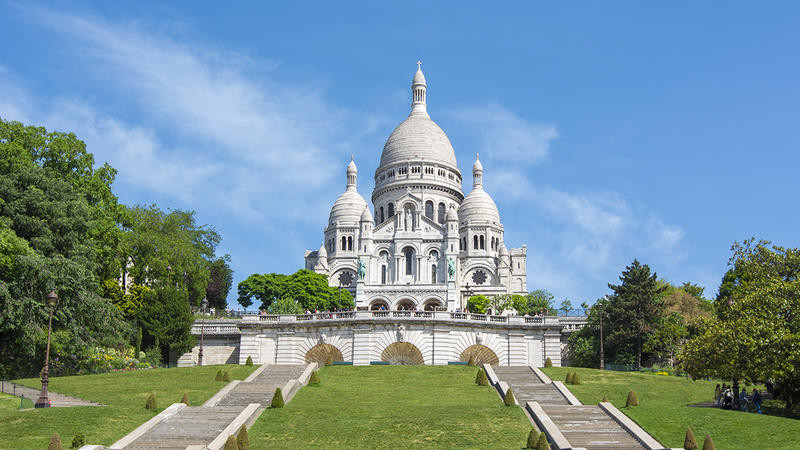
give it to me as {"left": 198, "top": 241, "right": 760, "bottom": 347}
{"left": 304, "top": 64, "right": 527, "bottom": 311}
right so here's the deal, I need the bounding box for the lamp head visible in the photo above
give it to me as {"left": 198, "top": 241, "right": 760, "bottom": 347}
{"left": 46, "top": 290, "right": 59, "bottom": 308}
{"left": 201, "top": 297, "right": 208, "bottom": 309}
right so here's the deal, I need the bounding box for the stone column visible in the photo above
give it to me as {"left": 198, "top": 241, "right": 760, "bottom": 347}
{"left": 351, "top": 326, "right": 372, "bottom": 365}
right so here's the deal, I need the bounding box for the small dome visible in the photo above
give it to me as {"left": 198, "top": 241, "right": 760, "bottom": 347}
{"left": 347, "top": 156, "right": 357, "bottom": 174}
{"left": 473, "top": 153, "right": 483, "bottom": 172}
{"left": 318, "top": 242, "right": 328, "bottom": 259}
{"left": 329, "top": 190, "right": 368, "bottom": 226}
{"left": 361, "top": 207, "right": 373, "bottom": 222}
{"left": 459, "top": 188, "right": 500, "bottom": 225}
{"left": 446, "top": 207, "right": 458, "bottom": 221}
{"left": 499, "top": 243, "right": 508, "bottom": 256}
{"left": 413, "top": 67, "right": 426, "bottom": 86}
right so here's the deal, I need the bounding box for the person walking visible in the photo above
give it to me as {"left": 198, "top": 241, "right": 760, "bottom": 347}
{"left": 739, "top": 389, "right": 749, "bottom": 411}
{"left": 753, "top": 388, "right": 762, "bottom": 414}
{"left": 714, "top": 384, "right": 721, "bottom": 404}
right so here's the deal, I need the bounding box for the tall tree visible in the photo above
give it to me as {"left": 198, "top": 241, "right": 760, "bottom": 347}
{"left": 237, "top": 270, "right": 353, "bottom": 312}
{"left": 607, "top": 260, "right": 667, "bottom": 368}
{"left": 206, "top": 255, "right": 233, "bottom": 312}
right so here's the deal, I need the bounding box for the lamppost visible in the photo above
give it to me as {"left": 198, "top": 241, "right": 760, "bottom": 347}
{"left": 35, "top": 290, "right": 59, "bottom": 408}
{"left": 598, "top": 295, "right": 606, "bottom": 371}
{"left": 198, "top": 297, "right": 208, "bottom": 366}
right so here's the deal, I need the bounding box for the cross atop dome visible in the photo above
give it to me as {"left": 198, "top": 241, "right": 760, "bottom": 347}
{"left": 417, "top": 60, "right": 422, "bottom": 70}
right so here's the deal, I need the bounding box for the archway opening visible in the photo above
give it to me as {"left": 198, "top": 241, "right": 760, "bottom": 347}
{"left": 381, "top": 342, "right": 424, "bottom": 365}
{"left": 370, "top": 299, "right": 390, "bottom": 310}
{"left": 305, "top": 343, "right": 344, "bottom": 365}
{"left": 396, "top": 298, "right": 416, "bottom": 310}
{"left": 423, "top": 299, "right": 443, "bottom": 311}
{"left": 460, "top": 344, "right": 500, "bottom": 366}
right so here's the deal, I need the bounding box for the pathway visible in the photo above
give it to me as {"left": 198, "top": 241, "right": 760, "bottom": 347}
{"left": 491, "top": 365, "right": 661, "bottom": 449}
{"left": 0, "top": 380, "right": 102, "bottom": 407}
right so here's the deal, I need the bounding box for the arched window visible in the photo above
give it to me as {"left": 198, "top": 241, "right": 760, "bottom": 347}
{"left": 462, "top": 237, "right": 466, "bottom": 251}
{"left": 437, "top": 202, "right": 446, "bottom": 224}
{"left": 479, "top": 235, "right": 485, "bottom": 249}
{"left": 425, "top": 200, "right": 434, "bottom": 219}
{"left": 473, "top": 235, "right": 478, "bottom": 250}
{"left": 388, "top": 203, "right": 394, "bottom": 217}
{"left": 403, "top": 247, "right": 414, "bottom": 275}
{"left": 381, "top": 265, "right": 387, "bottom": 284}
{"left": 379, "top": 206, "right": 384, "bottom": 223}
{"left": 431, "top": 264, "right": 437, "bottom": 283}
{"left": 490, "top": 237, "right": 495, "bottom": 250}
{"left": 341, "top": 236, "right": 347, "bottom": 251}
{"left": 347, "top": 236, "right": 353, "bottom": 251}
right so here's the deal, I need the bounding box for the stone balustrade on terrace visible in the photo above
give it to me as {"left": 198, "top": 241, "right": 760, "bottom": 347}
{"left": 243, "top": 310, "right": 561, "bottom": 325}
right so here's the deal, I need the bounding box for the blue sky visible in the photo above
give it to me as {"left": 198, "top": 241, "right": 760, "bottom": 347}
{"left": 2, "top": 1, "right": 798, "bottom": 307}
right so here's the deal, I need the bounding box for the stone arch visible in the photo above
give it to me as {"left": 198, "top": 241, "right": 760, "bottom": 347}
{"left": 370, "top": 298, "right": 390, "bottom": 310}
{"left": 305, "top": 343, "right": 344, "bottom": 365}
{"left": 423, "top": 298, "right": 443, "bottom": 311}
{"left": 381, "top": 342, "right": 424, "bottom": 365}
{"left": 460, "top": 344, "right": 500, "bottom": 366}
{"left": 395, "top": 298, "right": 417, "bottom": 310}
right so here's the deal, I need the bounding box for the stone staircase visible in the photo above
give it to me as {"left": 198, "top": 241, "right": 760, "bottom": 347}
{"left": 122, "top": 406, "right": 246, "bottom": 449}
{"left": 492, "top": 366, "right": 570, "bottom": 405}
{"left": 543, "top": 405, "right": 644, "bottom": 449}
{"left": 215, "top": 364, "right": 307, "bottom": 407}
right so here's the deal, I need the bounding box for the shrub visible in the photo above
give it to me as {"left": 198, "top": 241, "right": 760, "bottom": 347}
{"left": 271, "top": 388, "right": 285, "bottom": 408}
{"left": 145, "top": 393, "right": 157, "bottom": 409}
{"left": 526, "top": 428, "right": 539, "bottom": 448}
{"left": 504, "top": 388, "right": 517, "bottom": 406}
{"left": 325, "top": 354, "right": 334, "bottom": 366}
{"left": 223, "top": 371, "right": 231, "bottom": 382}
{"left": 309, "top": 371, "right": 320, "bottom": 385}
{"left": 684, "top": 427, "right": 698, "bottom": 450}
{"left": 626, "top": 390, "right": 638, "bottom": 407}
{"left": 236, "top": 424, "right": 250, "bottom": 450}
{"left": 181, "top": 392, "right": 189, "bottom": 405}
{"left": 544, "top": 357, "right": 552, "bottom": 367}
{"left": 215, "top": 369, "right": 223, "bottom": 381}
{"left": 245, "top": 356, "right": 253, "bottom": 366}
{"left": 48, "top": 433, "right": 62, "bottom": 450}
{"left": 223, "top": 434, "right": 238, "bottom": 450}
{"left": 565, "top": 372, "right": 573, "bottom": 384}
{"left": 601, "top": 394, "right": 608, "bottom": 403}
{"left": 572, "top": 372, "right": 581, "bottom": 385}
{"left": 536, "top": 432, "right": 549, "bottom": 450}
{"left": 702, "top": 434, "right": 715, "bottom": 450}
{"left": 467, "top": 355, "right": 476, "bottom": 366}
{"left": 70, "top": 432, "right": 85, "bottom": 449}
{"left": 477, "top": 368, "right": 489, "bottom": 386}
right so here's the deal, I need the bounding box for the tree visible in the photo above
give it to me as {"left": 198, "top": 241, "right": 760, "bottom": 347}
{"left": 136, "top": 286, "right": 196, "bottom": 363}
{"left": 467, "top": 295, "right": 490, "bottom": 314}
{"left": 559, "top": 299, "right": 573, "bottom": 316}
{"left": 607, "top": 260, "right": 667, "bottom": 368}
{"left": 644, "top": 312, "right": 687, "bottom": 365}
{"left": 489, "top": 294, "right": 510, "bottom": 314}
{"left": 237, "top": 270, "right": 353, "bottom": 312}
{"left": 511, "top": 289, "right": 556, "bottom": 316}
{"left": 206, "top": 255, "right": 233, "bottom": 313}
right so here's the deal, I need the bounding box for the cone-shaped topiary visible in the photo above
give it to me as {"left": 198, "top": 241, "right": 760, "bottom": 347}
{"left": 468, "top": 355, "right": 476, "bottom": 366}
{"left": 48, "top": 433, "right": 62, "bottom": 450}
{"left": 477, "top": 368, "right": 490, "bottom": 386}
{"left": 215, "top": 369, "right": 223, "bottom": 381}
{"left": 504, "top": 388, "right": 517, "bottom": 406}
{"left": 223, "top": 371, "right": 231, "bottom": 382}
{"left": 70, "top": 432, "right": 84, "bottom": 449}
{"left": 475, "top": 368, "right": 482, "bottom": 384}
{"left": 181, "top": 392, "right": 189, "bottom": 405}
{"left": 626, "top": 390, "right": 638, "bottom": 407}
{"left": 271, "top": 388, "right": 285, "bottom": 408}
{"left": 526, "top": 428, "right": 539, "bottom": 448}
{"left": 702, "top": 434, "right": 715, "bottom": 450}
{"left": 145, "top": 393, "right": 157, "bottom": 410}
{"left": 222, "top": 434, "right": 238, "bottom": 450}
{"left": 245, "top": 355, "right": 253, "bottom": 366}
{"left": 565, "top": 372, "right": 573, "bottom": 384}
{"left": 236, "top": 424, "right": 250, "bottom": 450}
{"left": 572, "top": 372, "right": 581, "bottom": 385}
{"left": 544, "top": 357, "right": 552, "bottom": 367}
{"left": 602, "top": 394, "right": 608, "bottom": 403}
{"left": 309, "top": 371, "right": 320, "bottom": 385}
{"left": 684, "top": 427, "right": 698, "bottom": 449}
{"left": 325, "top": 354, "right": 334, "bottom": 366}
{"left": 536, "top": 432, "right": 549, "bottom": 450}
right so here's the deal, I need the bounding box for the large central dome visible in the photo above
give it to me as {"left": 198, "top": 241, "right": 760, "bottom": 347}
{"left": 376, "top": 64, "right": 459, "bottom": 173}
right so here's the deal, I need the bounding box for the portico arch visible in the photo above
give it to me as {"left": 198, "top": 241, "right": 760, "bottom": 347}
{"left": 381, "top": 342, "right": 424, "bottom": 365}
{"left": 370, "top": 298, "right": 390, "bottom": 310}
{"left": 305, "top": 343, "right": 344, "bottom": 365}
{"left": 395, "top": 298, "right": 416, "bottom": 310}
{"left": 423, "top": 298, "right": 443, "bottom": 311}
{"left": 460, "top": 345, "right": 499, "bottom": 366}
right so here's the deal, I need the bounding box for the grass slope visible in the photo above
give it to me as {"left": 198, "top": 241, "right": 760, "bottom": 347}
{"left": 0, "top": 364, "right": 256, "bottom": 450}
{"left": 543, "top": 366, "right": 800, "bottom": 449}
{"left": 249, "top": 365, "right": 531, "bottom": 449}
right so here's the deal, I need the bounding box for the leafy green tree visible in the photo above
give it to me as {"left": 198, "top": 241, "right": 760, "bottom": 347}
{"left": 269, "top": 297, "right": 303, "bottom": 314}
{"left": 511, "top": 289, "right": 556, "bottom": 315}
{"left": 467, "top": 295, "right": 490, "bottom": 314}
{"left": 607, "top": 260, "right": 667, "bottom": 368}
{"left": 489, "top": 294, "right": 511, "bottom": 314}
{"left": 237, "top": 270, "right": 353, "bottom": 311}
{"left": 559, "top": 299, "right": 573, "bottom": 316}
{"left": 206, "top": 256, "right": 233, "bottom": 312}
{"left": 136, "top": 286, "right": 196, "bottom": 363}
{"left": 644, "top": 312, "right": 688, "bottom": 364}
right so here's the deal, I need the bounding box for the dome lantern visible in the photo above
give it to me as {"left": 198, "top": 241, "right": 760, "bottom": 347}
{"left": 472, "top": 153, "right": 483, "bottom": 188}
{"left": 411, "top": 60, "right": 427, "bottom": 115}
{"left": 346, "top": 155, "right": 357, "bottom": 190}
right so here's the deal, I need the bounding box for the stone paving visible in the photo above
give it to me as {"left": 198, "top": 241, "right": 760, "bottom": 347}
{"left": 0, "top": 381, "right": 102, "bottom": 407}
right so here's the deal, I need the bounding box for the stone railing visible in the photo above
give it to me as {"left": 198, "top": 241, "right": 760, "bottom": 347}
{"left": 558, "top": 316, "right": 588, "bottom": 332}
{"left": 190, "top": 322, "right": 241, "bottom": 335}
{"left": 237, "top": 310, "right": 563, "bottom": 327}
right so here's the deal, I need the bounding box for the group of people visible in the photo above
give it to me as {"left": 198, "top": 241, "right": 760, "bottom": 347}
{"left": 715, "top": 383, "right": 762, "bottom": 414}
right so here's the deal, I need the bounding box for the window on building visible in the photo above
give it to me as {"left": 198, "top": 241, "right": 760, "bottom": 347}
{"left": 388, "top": 203, "right": 394, "bottom": 217}
{"left": 341, "top": 236, "right": 346, "bottom": 251}
{"left": 479, "top": 235, "right": 485, "bottom": 249}
{"left": 404, "top": 247, "right": 414, "bottom": 275}
{"left": 347, "top": 236, "right": 353, "bottom": 251}
{"left": 431, "top": 264, "right": 437, "bottom": 283}
{"left": 399, "top": 167, "right": 407, "bottom": 175}
{"left": 381, "top": 265, "right": 387, "bottom": 284}
{"left": 411, "top": 166, "right": 420, "bottom": 174}
{"left": 437, "top": 202, "right": 445, "bottom": 224}
{"left": 425, "top": 200, "right": 434, "bottom": 219}
{"left": 473, "top": 235, "right": 478, "bottom": 250}
{"left": 379, "top": 206, "right": 384, "bottom": 223}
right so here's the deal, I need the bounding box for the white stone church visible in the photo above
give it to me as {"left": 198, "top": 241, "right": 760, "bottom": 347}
{"left": 305, "top": 64, "right": 527, "bottom": 311}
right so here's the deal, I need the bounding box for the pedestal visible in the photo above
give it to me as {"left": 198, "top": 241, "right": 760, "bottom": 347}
{"left": 447, "top": 280, "right": 457, "bottom": 311}
{"left": 355, "top": 280, "right": 366, "bottom": 308}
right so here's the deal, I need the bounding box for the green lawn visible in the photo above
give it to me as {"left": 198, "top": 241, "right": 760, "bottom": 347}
{"left": 0, "top": 394, "right": 22, "bottom": 411}
{"left": 1, "top": 364, "right": 256, "bottom": 450}
{"left": 248, "top": 365, "right": 532, "bottom": 449}
{"left": 542, "top": 366, "right": 800, "bottom": 449}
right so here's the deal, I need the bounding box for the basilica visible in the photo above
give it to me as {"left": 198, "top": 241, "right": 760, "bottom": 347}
{"left": 305, "top": 64, "right": 527, "bottom": 311}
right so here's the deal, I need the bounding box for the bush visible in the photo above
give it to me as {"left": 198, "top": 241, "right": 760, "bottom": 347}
{"left": 504, "top": 388, "right": 517, "bottom": 406}
{"left": 70, "top": 432, "right": 84, "bottom": 449}
{"left": 245, "top": 355, "right": 253, "bottom": 366}
{"left": 526, "top": 428, "right": 539, "bottom": 448}
{"left": 572, "top": 373, "right": 581, "bottom": 385}
{"left": 325, "top": 354, "right": 334, "bottom": 366}
{"left": 536, "top": 432, "right": 549, "bottom": 450}
{"left": 309, "top": 370, "right": 320, "bottom": 385}
{"left": 145, "top": 393, "right": 157, "bottom": 409}
{"left": 684, "top": 427, "right": 698, "bottom": 450}
{"left": 223, "top": 371, "right": 231, "bottom": 382}
{"left": 181, "top": 392, "right": 189, "bottom": 405}
{"left": 601, "top": 394, "right": 608, "bottom": 403}
{"left": 223, "top": 434, "right": 238, "bottom": 450}
{"left": 476, "top": 368, "right": 489, "bottom": 386}
{"left": 271, "top": 388, "right": 284, "bottom": 408}
{"left": 565, "top": 372, "right": 573, "bottom": 384}
{"left": 544, "top": 357, "right": 552, "bottom": 367}
{"left": 467, "top": 355, "right": 476, "bottom": 366}
{"left": 236, "top": 424, "right": 250, "bottom": 450}
{"left": 215, "top": 369, "right": 223, "bottom": 381}
{"left": 702, "top": 434, "right": 715, "bottom": 450}
{"left": 48, "top": 433, "right": 62, "bottom": 450}
{"left": 626, "top": 390, "right": 638, "bottom": 407}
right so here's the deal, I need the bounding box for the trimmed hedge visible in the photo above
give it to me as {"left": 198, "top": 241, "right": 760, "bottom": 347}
{"left": 468, "top": 355, "right": 476, "bottom": 366}
{"left": 223, "top": 371, "right": 231, "bottom": 382}
{"left": 70, "top": 432, "right": 84, "bottom": 449}
{"left": 246, "top": 356, "right": 253, "bottom": 366}
{"left": 48, "top": 433, "right": 62, "bottom": 450}
{"left": 526, "top": 428, "right": 539, "bottom": 448}
{"left": 236, "top": 424, "right": 250, "bottom": 450}
{"left": 544, "top": 357, "right": 552, "bottom": 367}
{"left": 536, "top": 432, "right": 549, "bottom": 450}
{"left": 626, "top": 390, "right": 638, "bottom": 407}
{"left": 565, "top": 372, "right": 573, "bottom": 384}
{"left": 571, "top": 372, "right": 581, "bottom": 385}
{"left": 271, "top": 388, "right": 285, "bottom": 408}
{"left": 181, "top": 392, "right": 190, "bottom": 405}
{"left": 684, "top": 427, "right": 698, "bottom": 450}
{"left": 223, "top": 434, "right": 238, "bottom": 450}
{"left": 703, "top": 434, "right": 715, "bottom": 450}
{"left": 309, "top": 371, "right": 320, "bottom": 385}
{"left": 476, "top": 368, "right": 489, "bottom": 386}
{"left": 601, "top": 394, "right": 608, "bottom": 403}
{"left": 145, "top": 393, "right": 157, "bottom": 410}
{"left": 215, "top": 369, "right": 223, "bottom": 381}
{"left": 504, "top": 388, "right": 517, "bottom": 406}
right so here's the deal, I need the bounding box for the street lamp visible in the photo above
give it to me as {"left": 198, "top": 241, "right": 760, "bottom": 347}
{"left": 598, "top": 295, "right": 606, "bottom": 371}
{"left": 198, "top": 297, "right": 208, "bottom": 366}
{"left": 35, "top": 290, "right": 59, "bottom": 408}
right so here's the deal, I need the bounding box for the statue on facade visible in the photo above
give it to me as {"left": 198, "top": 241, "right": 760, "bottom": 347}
{"left": 357, "top": 259, "right": 366, "bottom": 280}
{"left": 475, "top": 332, "right": 483, "bottom": 346}
{"left": 397, "top": 325, "right": 406, "bottom": 342}
{"left": 447, "top": 257, "right": 455, "bottom": 280}
{"left": 320, "top": 333, "right": 328, "bottom": 344}
{"left": 404, "top": 209, "right": 412, "bottom": 230}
